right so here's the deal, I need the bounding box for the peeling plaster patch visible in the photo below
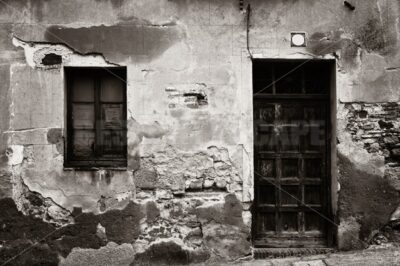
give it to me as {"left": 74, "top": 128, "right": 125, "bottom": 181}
{"left": 195, "top": 194, "right": 250, "bottom": 259}
{"left": 41, "top": 52, "right": 62, "bottom": 65}
{"left": 128, "top": 120, "right": 168, "bottom": 141}
{"left": 96, "top": 223, "right": 107, "bottom": 242}
{"left": 20, "top": 187, "right": 74, "bottom": 226}
{"left": 97, "top": 190, "right": 135, "bottom": 213}
{"left": 182, "top": 92, "right": 208, "bottom": 108}
{"left": 12, "top": 37, "right": 116, "bottom": 68}
{"left": 6, "top": 145, "right": 23, "bottom": 165}
{"left": 13, "top": 36, "right": 71, "bottom": 68}
{"left": 60, "top": 242, "right": 135, "bottom": 266}
{"left": 307, "top": 30, "right": 360, "bottom": 69}
{"left": 115, "top": 191, "right": 134, "bottom": 202}
{"left": 19, "top": 167, "right": 136, "bottom": 214}
{"left": 391, "top": 206, "right": 400, "bottom": 221}
{"left": 1, "top": 188, "right": 250, "bottom": 264}
{"left": 127, "top": 119, "right": 168, "bottom": 170}
{"left": 166, "top": 83, "right": 208, "bottom": 109}
{"left": 130, "top": 192, "right": 250, "bottom": 262}
{"left": 133, "top": 239, "right": 209, "bottom": 265}
{"left": 134, "top": 145, "right": 242, "bottom": 196}
{"left": 9, "top": 168, "right": 74, "bottom": 226}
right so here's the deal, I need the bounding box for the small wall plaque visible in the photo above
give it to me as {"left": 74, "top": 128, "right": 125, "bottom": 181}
{"left": 291, "top": 32, "right": 306, "bottom": 47}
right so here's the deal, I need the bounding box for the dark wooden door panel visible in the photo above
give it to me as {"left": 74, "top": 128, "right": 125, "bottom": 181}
{"left": 253, "top": 63, "right": 333, "bottom": 249}
{"left": 254, "top": 99, "right": 328, "bottom": 246}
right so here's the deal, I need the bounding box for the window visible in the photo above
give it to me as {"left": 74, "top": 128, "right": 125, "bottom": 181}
{"left": 65, "top": 67, "right": 127, "bottom": 168}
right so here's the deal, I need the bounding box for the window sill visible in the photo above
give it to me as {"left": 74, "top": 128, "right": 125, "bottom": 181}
{"left": 63, "top": 167, "right": 128, "bottom": 171}
{"left": 64, "top": 158, "right": 127, "bottom": 171}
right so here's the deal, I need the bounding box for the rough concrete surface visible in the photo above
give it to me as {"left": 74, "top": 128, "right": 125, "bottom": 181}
{"left": 0, "top": 0, "right": 400, "bottom": 265}
{"left": 235, "top": 246, "right": 400, "bottom": 266}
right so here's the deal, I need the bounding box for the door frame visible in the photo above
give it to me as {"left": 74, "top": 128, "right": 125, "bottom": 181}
{"left": 250, "top": 58, "right": 337, "bottom": 248}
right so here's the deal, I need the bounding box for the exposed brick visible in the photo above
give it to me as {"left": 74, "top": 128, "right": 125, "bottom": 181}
{"left": 346, "top": 102, "right": 400, "bottom": 161}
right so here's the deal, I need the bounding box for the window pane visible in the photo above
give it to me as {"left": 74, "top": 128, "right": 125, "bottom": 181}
{"left": 102, "top": 130, "right": 125, "bottom": 155}
{"left": 253, "top": 64, "right": 274, "bottom": 94}
{"left": 281, "top": 186, "right": 298, "bottom": 205}
{"left": 280, "top": 104, "right": 302, "bottom": 122}
{"left": 281, "top": 212, "right": 298, "bottom": 232}
{"left": 275, "top": 62, "right": 303, "bottom": 94}
{"left": 72, "top": 76, "right": 94, "bottom": 102}
{"left": 263, "top": 213, "right": 276, "bottom": 232}
{"left": 67, "top": 67, "right": 127, "bottom": 165}
{"left": 304, "top": 63, "right": 330, "bottom": 94}
{"left": 101, "top": 76, "right": 124, "bottom": 102}
{"left": 101, "top": 104, "right": 124, "bottom": 129}
{"left": 305, "top": 212, "right": 323, "bottom": 232}
{"left": 280, "top": 126, "right": 300, "bottom": 151}
{"left": 259, "top": 105, "right": 275, "bottom": 123}
{"left": 304, "top": 105, "right": 324, "bottom": 121}
{"left": 256, "top": 126, "right": 276, "bottom": 152}
{"left": 259, "top": 159, "right": 275, "bottom": 177}
{"left": 304, "top": 158, "right": 321, "bottom": 178}
{"left": 305, "top": 185, "right": 321, "bottom": 205}
{"left": 73, "top": 130, "right": 95, "bottom": 157}
{"left": 282, "top": 159, "right": 298, "bottom": 178}
{"left": 72, "top": 104, "right": 95, "bottom": 129}
{"left": 259, "top": 185, "right": 275, "bottom": 205}
{"left": 303, "top": 125, "right": 325, "bottom": 151}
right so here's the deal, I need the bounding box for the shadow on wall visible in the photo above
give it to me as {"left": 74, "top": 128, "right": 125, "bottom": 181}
{"left": 0, "top": 198, "right": 145, "bottom": 265}
{"left": 44, "top": 24, "right": 183, "bottom": 63}
{"left": 337, "top": 153, "right": 400, "bottom": 250}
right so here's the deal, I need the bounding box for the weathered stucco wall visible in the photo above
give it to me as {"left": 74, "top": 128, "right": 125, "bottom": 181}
{"left": 0, "top": 0, "right": 400, "bottom": 264}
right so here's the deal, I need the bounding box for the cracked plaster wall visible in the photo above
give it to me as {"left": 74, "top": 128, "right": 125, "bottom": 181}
{"left": 1, "top": 0, "right": 400, "bottom": 264}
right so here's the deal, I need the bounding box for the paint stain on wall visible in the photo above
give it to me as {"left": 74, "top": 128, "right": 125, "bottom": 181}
{"left": 45, "top": 24, "right": 183, "bottom": 63}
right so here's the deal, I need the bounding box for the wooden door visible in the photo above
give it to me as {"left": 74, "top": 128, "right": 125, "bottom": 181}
{"left": 252, "top": 60, "right": 333, "bottom": 248}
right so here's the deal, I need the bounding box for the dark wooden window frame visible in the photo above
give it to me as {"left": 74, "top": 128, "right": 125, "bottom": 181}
{"left": 64, "top": 67, "right": 127, "bottom": 169}
{"left": 252, "top": 59, "right": 336, "bottom": 248}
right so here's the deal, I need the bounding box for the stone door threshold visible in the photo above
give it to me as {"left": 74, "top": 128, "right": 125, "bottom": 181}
{"left": 253, "top": 247, "right": 335, "bottom": 259}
